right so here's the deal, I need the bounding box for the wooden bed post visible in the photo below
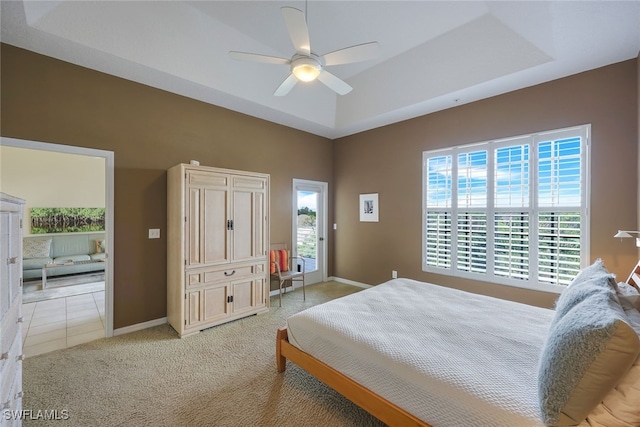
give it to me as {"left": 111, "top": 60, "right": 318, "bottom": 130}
{"left": 276, "top": 327, "right": 288, "bottom": 372}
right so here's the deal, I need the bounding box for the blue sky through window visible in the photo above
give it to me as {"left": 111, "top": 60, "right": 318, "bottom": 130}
{"left": 426, "top": 137, "right": 581, "bottom": 208}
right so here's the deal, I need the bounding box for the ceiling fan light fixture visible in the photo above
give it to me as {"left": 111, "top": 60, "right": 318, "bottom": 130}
{"left": 291, "top": 58, "right": 321, "bottom": 82}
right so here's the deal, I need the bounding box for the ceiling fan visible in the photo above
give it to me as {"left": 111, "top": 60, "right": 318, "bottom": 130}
{"left": 229, "top": 6, "right": 379, "bottom": 96}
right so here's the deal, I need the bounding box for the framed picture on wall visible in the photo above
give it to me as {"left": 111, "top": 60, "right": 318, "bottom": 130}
{"left": 359, "top": 193, "right": 379, "bottom": 222}
{"left": 30, "top": 207, "right": 105, "bottom": 234}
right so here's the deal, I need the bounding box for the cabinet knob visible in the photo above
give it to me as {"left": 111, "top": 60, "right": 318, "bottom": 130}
{"left": 17, "top": 354, "right": 25, "bottom": 361}
{"left": 0, "top": 352, "right": 8, "bottom": 361}
{"left": 7, "top": 256, "right": 17, "bottom": 265}
{"left": 17, "top": 316, "right": 23, "bottom": 323}
{"left": 14, "top": 391, "right": 23, "bottom": 399}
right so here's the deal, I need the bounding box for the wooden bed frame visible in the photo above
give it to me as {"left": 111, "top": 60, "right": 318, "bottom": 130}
{"left": 276, "top": 327, "right": 431, "bottom": 427}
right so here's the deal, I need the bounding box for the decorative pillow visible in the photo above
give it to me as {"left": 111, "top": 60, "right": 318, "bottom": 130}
{"left": 586, "top": 299, "right": 640, "bottom": 426}
{"left": 538, "top": 266, "right": 640, "bottom": 426}
{"left": 95, "top": 238, "right": 106, "bottom": 254}
{"left": 552, "top": 259, "right": 617, "bottom": 320}
{"left": 23, "top": 238, "right": 52, "bottom": 258}
{"left": 269, "top": 249, "right": 289, "bottom": 274}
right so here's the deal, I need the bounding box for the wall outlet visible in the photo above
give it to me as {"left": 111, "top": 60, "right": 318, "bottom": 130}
{"left": 149, "top": 228, "right": 160, "bottom": 239}
{"left": 392, "top": 270, "right": 398, "bottom": 279}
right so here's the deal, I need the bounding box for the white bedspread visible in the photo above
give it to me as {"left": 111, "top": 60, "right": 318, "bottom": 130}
{"left": 286, "top": 278, "right": 554, "bottom": 427}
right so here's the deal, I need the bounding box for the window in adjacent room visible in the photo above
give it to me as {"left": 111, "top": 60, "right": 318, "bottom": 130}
{"left": 422, "top": 124, "right": 590, "bottom": 291}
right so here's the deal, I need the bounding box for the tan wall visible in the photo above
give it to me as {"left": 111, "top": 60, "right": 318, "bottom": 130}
{"left": 2, "top": 42, "right": 638, "bottom": 326}
{"left": 0, "top": 146, "right": 106, "bottom": 236}
{"left": 1, "top": 44, "right": 333, "bottom": 329}
{"left": 333, "top": 59, "right": 639, "bottom": 309}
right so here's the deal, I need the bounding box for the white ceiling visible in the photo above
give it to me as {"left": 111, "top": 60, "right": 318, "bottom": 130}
{"left": 2, "top": 1, "right": 640, "bottom": 139}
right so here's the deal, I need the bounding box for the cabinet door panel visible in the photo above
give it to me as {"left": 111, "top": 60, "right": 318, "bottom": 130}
{"left": 186, "top": 291, "right": 202, "bottom": 326}
{"left": 189, "top": 172, "right": 228, "bottom": 187}
{"left": 0, "top": 213, "right": 9, "bottom": 319}
{"left": 231, "top": 279, "right": 254, "bottom": 314}
{"left": 186, "top": 188, "right": 201, "bottom": 266}
{"left": 202, "top": 188, "right": 229, "bottom": 265}
{"left": 8, "top": 212, "right": 21, "bottom": 306}
{"left": 232, "top": 190, "right": 253, "bottom": 261}
{"left": 253, "top": 191, "right": 266, "bottom": 258}
{"left": 203, "top": 286, "right": 229, "bottom": 322}
{"left": 232, "top": 176, "right": 266, "bottom": 190}
{"left": 254, "top": 278, "right": 266, "bottom": 309}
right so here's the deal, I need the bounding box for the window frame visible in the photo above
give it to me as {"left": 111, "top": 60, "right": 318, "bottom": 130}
{"left": 422, "top": 125, "right": 590, "bottom": 293}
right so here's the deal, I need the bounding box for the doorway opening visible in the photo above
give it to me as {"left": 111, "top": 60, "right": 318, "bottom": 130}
{"left": 293, "top": 179, "right": 327, "bottom": 285}
{"left": 0, "top": 137, "right": 114, "bottom": 352}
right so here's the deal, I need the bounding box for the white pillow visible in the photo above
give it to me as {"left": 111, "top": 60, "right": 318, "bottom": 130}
{"left": 23, "top": 238, "right": 52, "bottom": 258}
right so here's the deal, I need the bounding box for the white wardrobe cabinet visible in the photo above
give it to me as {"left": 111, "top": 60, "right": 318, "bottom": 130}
{"left": 167, "top": 164, "right": 269, "bottom": 337}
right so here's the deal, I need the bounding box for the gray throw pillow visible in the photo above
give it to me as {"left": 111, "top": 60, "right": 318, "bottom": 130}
{"left": 552, "top": 259, "right": 617, "bottom": 320}
{"left": 538, "top": 264, "right": 640, "bottom": 426}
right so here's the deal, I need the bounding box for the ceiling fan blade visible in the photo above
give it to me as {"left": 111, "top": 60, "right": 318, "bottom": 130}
{"left": 274, "top": 74, "right": 298, "bottom": 97}
{"left": 229, "top": 51, "right": 290, "bottom": 65}
{"left": 317, "top": 71, "right": 352, "bottom": 96}
{"left": 281, "top": 7, "right": 310, "bottom": 56}
{"left": 322, "top": 42, "right": 380, "bottom": 66}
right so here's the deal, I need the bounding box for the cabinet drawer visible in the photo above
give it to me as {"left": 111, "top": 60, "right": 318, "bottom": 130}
{"left": 187, "top": 264, "right": 265, "bottom": 288}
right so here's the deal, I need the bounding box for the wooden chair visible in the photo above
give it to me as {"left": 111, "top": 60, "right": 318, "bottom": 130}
{"left": 625, "top": 260, "right": 640, "bottom": 292}
{"left": 270, "top": 245, "right": 306, "bottom": 307}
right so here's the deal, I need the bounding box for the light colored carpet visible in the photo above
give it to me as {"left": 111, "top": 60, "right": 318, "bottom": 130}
{"left": 23, "top": 281, "right": 385, "bottom": 427}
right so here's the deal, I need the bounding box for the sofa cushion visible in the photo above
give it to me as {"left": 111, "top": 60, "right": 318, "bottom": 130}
{"left": 51, "top": 234, "right": 94, "bottom": 258}
{"left": 53, "top": 255, "right": 91, "bottom": 263}
{"left": 538, "top": 261, "right": 640, "bottom": 426}
{"left": 22, "top": 257, "right": 53, "bottom": 270}
{"left": 23, "top": 238, "right": 52, "bottom": 258}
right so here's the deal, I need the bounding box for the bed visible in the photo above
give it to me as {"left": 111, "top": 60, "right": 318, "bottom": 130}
{"left": 276, "top": 262, "right": 640, "bottom": 427}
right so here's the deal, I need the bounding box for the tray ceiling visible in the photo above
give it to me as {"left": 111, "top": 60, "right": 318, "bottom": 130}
{"left": 2, "top": 1, "right": 639, "bottom": 138}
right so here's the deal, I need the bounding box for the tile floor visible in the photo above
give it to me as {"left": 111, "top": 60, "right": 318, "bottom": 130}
{"left": 22, "top": 291, "right": 105, "bottom": 358}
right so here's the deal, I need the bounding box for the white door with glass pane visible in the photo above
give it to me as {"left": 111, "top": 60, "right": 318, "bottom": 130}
{"left": 292, "top": 179, "right": 327, "bottom": 285}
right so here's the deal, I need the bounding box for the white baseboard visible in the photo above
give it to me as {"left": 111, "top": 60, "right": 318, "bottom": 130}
{"left": 113, "top": 317, "right": 167, "bottom": 336}
{"left": 328, "top": 276, "right": 372, "bottom": 289}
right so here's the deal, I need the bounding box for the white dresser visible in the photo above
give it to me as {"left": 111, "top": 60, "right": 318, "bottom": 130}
{"left": 0, "top": 193, "right": 25, "bottom": 426}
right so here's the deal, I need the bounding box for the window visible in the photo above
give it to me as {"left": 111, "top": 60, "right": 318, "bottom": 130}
{"left": 423, "top": 125, "right": 589, "bottom": 291}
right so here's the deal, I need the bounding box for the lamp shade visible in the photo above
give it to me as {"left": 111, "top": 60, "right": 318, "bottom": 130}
{"left": 614, "top": 230, "right": 634, "bottom": 238}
